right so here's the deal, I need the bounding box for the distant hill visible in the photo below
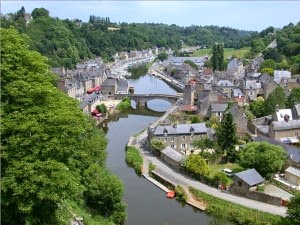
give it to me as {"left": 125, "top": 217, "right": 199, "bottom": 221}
{"left": 2, "top": 6, "right": 298, "bottom": 72}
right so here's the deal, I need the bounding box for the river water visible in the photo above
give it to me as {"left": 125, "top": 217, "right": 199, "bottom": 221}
{"left": 105, "top": 74, "right": 213, "bottom": 225}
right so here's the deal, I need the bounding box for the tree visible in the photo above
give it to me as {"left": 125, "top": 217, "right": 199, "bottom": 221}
{"left": 260, "top": 59, "right": 277, "bottom": 70}
{"left": 96, "top": 103, "right": 108, "bottom": 114}
{"left": 238, "top": 142, "right": 286, "bottom": 179}
{"left": 192, "top": 137, "right": 215, "bottom": 155}
{"left": 31, "top": 8, "right": 50, "bottom": 19}
{"left": 83, "top": 164, "right": 126, "bottom": 224}
{"left": 157, "top": 52, "right": 168, "bottom": 61}
{"left": 287, "top": 88, "right": 300, "bottom": 108}
{"left": 216, "top": 112, "right": 238, "bottom": 161}
{"left": 190, "top": 115, "right": 201, "bottom": 123}
{"left": 263, "top": 87, "right": 287, "bottom": 115}
{"left": 249, "top": 97, "right": 265, "bottom": 117}
{"left": 1, "top": 28, "right": 122, "bottom": 224}
{"left": 184, "top": 60, "right": 198, "bottom": 70}
{"left": 185, "top": 154, "right": 210, "bottom": 176}
{"left": 286, "top": 193, "right": 300, "bottom": 225}
{"left": 211, "top": 43, "right": 225, "bottom": 71}
{"left": 213, "top": 171, "right": 230, "bottom": 186}
{"left": 150, "top": 138, "right": 166, "bottom": 151}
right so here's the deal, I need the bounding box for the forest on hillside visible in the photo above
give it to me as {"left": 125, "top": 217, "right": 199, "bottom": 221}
{"left": 1, "top": 7, "right": 299, "bottom": 73}
{"left": 1, "top": 7, "right": 252, "bottom": 68}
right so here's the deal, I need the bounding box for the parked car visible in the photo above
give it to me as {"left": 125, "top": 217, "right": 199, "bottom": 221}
{"left": 220, "top": 168, "right": 234, "bottom": 177}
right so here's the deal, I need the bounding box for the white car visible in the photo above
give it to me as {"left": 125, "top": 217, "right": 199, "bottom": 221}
{"left": 220, "top": 168, "right": 234, "bottom": 177}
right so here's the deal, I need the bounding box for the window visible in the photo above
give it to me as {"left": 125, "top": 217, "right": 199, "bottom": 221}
{"left": 181, "top": 143, "right": 186, "bottom": 149}
{"left": 295, "top": 131, "right": 299, "bottom": 136}
{"left": 171, "top": 137, "right": 174, "bottom": 142}
{"left": 182, "top": 136, "right": 186, "bottom": 140}
{"left": 171, "top": 145, "right": 175, "bottom": 148}
{"left": 164, "top": 138, "right": 168, "bottom": 143}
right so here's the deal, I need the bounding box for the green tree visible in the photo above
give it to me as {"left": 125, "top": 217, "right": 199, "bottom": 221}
{"left": 184, "top": 60, "right": 198, "bottom": 70}
{"left": 150, "top": 138, "right": 166, "bottom": 151}
{"left": 263, "top": 87, "right": 287, "bottom": 115}
{"left": 249, "top": 97, "right": 265, "bottom": 117}
{"left": 238, "top": 142, "right": 286, "bottom": 179}
{"left": 211, "top": 43, "right": 225, "bottom": 71}
{"left": 260, "top": 59, "right": 277, "bottom": 70}
{"left": 185, "top": 154, "right": 210, "bottom": 176}
{"left": 83, "top": 164, "right": 126, "bottom": 224}
{"left": 286, "top": 193, "right": 300, "bottom": 225}
{"left": 190, "top": 115, "right": 201, "bottom": 123}
{"left": 157, "top": 52, "right": 168, "bottom": 61}
{"left": 31, "top": 8, "right": 50, "bottom": 19}
{"left": 192, "top": 137, "right": 215, "bottom": 155}
{"left": 287, "top": 88, "right": 300, "bottom": 108}
{"left": 1, "top": 28, "right": 121, "bottom": 225}
{"left": 96, "top": 103, "right": 108, "bottom": 114}
{"left": 216, "top": 112, "right": 238, "bottom": 161}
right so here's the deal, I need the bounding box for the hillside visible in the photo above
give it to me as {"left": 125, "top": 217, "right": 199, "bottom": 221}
{"left": 1, "top": 7, "right": 252, "bottom": 68}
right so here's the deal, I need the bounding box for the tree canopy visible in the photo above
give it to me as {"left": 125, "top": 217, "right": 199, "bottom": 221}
{"left": 238, "top": 141, "right": 286, "bottom": 179}
{"left": 1, "top": 28, "right": 125, "bottom": 225}
{"left": 287, "top": 193, "right": 300, "bottom": 225}
{"left": 211, "top": 43, "right": 225, "bottom": 71}
{"left": 287, "top": 88, "right": 300, "bottom": 108}
{"left": 185, "top": 154, "right": 210, "bottom": 176}
{"left": 216, "top": 112, "right": 238, "bottom": 161}
{"left": 263, "top": 87, "right": 287, "bottom": 115}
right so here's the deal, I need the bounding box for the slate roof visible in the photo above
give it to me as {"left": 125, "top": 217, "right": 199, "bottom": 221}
{"left": 171, "top": 57, "right": 207, "bottom": 65}
{"left": 211, "top": 103, "right": 228, "bottom": 112}
{"left": 153, "top": 123, "right": 207, "bottom": 136}
{"left": 235, "top": 168, "right": 265, "bottom": 186}
{"left": 245, "top": 80, "right": 261, "bottom": 90}
{"left": 252, "top": 136, "right": 300, "bottom": 163}
{"left": 103, "top": 78, "right": 117, "bottom": 86}
{"left": 161, "top": 146, "right": 184, "bottom": 163}
{"left": 293, "top": 104, "right": 300, "bottom": 118}
{"left": 272, "top": 120, "right": 300, "bottom": 131}
{"left": 285, "top": 166, "right": 300, "bottom": 177}
{"left": 216, "top": 80, "right": 234, "bottom": 87}
{"left": 274, "top": 70, "right": 291, "bottom": 80}
{"left": 117, "top": 79, "right": 129, "bottom": 92}
{"left": 233, "top": 88, "right": 244, "bottom": 98}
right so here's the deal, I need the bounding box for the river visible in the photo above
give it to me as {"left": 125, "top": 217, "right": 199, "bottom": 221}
{"left": 105, "top": 73, "right": 213, "bottom": 225}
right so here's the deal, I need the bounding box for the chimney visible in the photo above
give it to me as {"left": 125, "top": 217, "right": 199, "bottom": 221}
{"left": 275, "top": 104, "right": 279, "bottom": 112}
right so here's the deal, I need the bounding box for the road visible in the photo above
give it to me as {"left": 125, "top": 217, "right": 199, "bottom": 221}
{"left": 133, "top": 129, "right": 287, "bottom": 217}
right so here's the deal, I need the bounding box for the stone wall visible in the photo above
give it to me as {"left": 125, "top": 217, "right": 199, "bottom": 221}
{"left": 230, "top": 187, "right": 282, "bottom": 206}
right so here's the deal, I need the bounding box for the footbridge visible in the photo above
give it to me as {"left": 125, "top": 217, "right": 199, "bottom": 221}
{"left": 115, "top": 94, "right": 180, "bottom": 107}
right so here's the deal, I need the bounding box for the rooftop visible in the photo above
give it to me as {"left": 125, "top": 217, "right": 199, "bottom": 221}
{"left": 235, "top": 168, "right": 265, "bottom": 186}
{"left": 161, "top": 146, "right": 184, "bottom": 163}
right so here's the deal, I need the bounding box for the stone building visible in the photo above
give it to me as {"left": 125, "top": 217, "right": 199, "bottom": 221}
{"left": 148, "top": 123, "right": 212, "bottom": 154}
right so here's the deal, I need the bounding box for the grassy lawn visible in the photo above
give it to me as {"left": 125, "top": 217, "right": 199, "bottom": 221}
{"left": 192, "top": 47, "right": 250, "bottom": 59}
{"left": 208, "top": 163, "right": 244, "bottom": 179}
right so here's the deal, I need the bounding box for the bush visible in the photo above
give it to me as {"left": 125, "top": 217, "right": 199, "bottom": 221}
{"left": 148, "top": 163, "right": 156, "bottom": 173}
{"left": 116, "top": 97, "right": 131, "bottom": 111}
{"left": 256, "top": 185, "right": 265, "bottom": 192}
{"left": 125, "top": 146, "right": 143, "bottom": 175}
{"left": 213, "top": 171, "right": 231, "bottom": 186}
{"left": 175, "top": 186, "right": 188, "bottom": 203}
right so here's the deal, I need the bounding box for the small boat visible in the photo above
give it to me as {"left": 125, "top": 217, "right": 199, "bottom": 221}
{"left": 167, "top": 191, "right": 175, "bottom": 198}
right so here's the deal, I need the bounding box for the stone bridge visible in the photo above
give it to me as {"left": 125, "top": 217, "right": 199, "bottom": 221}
{"left": 115, "top": 94, "right": 180, "bottom": 107}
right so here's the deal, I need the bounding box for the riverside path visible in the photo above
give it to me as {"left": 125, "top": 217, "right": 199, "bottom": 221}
{"left": 132, "top": 104, "right": 287, "bottom": 217}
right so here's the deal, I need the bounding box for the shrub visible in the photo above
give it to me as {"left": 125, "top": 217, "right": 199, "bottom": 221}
{"left": 125, "top": 146, "right": 143, "bottom": 175}
{"left": 116, "top": 97, "right": 131, "bottom": 111}
{"left": 148, "top": 163, "right": 156, "bottom": 173}
{"left": 175, "top": 186, "right": 188, "bottom": 203}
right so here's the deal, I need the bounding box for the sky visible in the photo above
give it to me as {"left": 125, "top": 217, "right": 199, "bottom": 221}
{"left": 1, "top": 1, "right": 300, "bottom": 31}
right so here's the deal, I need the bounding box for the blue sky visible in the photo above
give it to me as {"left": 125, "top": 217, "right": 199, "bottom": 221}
{"left": 1, "top": 1, "right": 300, "bottom": 31}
